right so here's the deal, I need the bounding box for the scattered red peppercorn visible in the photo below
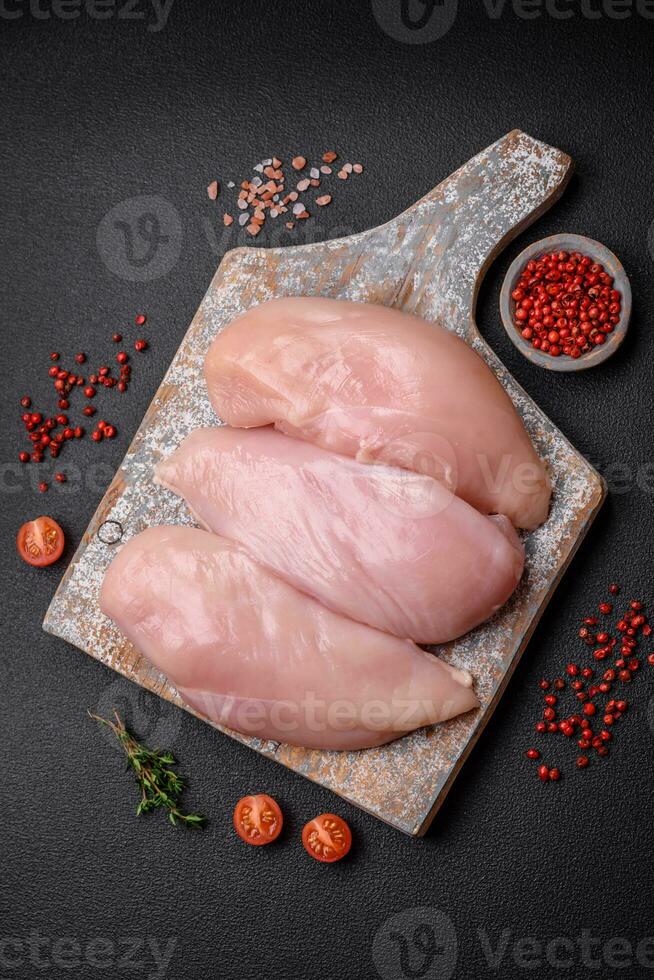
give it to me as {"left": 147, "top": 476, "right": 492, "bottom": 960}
{"left": 116, "top": 351, "right": 129, "bottom": 365}
{"left": 576, "top": 756, "right": 589, "bottom": 769}
{"left": 20, "top": 396, "right": 31, "bottom": 408}
{"left": 566, "top": 664, "right": 579, "bottom": 677}
{"left": 39, "top": 482, "right": 48, "bottom": 493}
{"left": 84, "top": 386, "right": 96, "bottom": 398}
{"left": 104, "top": 424, "right": 117, "bottom": 439}
{"left": 19, "top": 451, "right": 30, "bottom": 463}
{"left": 54, "top": 472, "right": 66, "bottom": 483}
{"left": 526, "top": 748, "right": 540, "bottom": 760}
{"left": 75, "top": 353, "right": 86, "bottom": 364}
{"left": 134, "top": 339, "right": 148, "bottom": 352}
{"left": 135, "top": 313, "right": 146, "bottom": 326}
{"left": 549, "top": 768, "right": 561, "bottom": 782}
{"left": 50, "top": 352, "right": 59, "bottom": 361}
{"left": 609, "top": 583, "right": 620, "bottom": 595}
{"left": 599, "top": 602, "right": 612, "bottom": 615}
{"left": 92, "top": 430, "right": 103, "bottom": 442}
{"left": 537, "top": 765, "right": 550, "bottom": 782}
{"left": 583, "top": 703, "right": 596, "bottom": 716}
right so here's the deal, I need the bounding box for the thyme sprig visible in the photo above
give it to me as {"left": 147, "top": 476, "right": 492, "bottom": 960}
{"left": 89, "top": 710, "right": 205, "bottom": 828}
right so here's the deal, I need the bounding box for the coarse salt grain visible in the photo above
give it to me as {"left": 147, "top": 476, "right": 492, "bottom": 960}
{"left": 209, "top": 148, "right": 364, "bottom": 238}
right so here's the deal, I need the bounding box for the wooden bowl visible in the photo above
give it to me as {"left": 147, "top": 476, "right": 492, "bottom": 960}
{"left": 499, "top": 234, "right": 631, "bottom": 371}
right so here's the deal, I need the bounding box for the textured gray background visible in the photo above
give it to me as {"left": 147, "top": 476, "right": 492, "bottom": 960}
{"left": 1, "top": 2, "right": 653, "bottom": 979}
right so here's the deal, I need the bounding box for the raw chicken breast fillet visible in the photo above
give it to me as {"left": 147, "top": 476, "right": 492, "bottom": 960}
{"left": 204, "top": 296, "right": 551, "bottom": 529}
{"left": 155, "top": 427, "right": 525, "bottom": 643}
{"left": 99, "top": 526, "right": 479, "bottom": 750}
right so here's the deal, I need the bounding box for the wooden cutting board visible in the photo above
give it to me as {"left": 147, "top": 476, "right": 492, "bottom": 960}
{"left": 43, "top": 130, "right": 605, "bottom": 836}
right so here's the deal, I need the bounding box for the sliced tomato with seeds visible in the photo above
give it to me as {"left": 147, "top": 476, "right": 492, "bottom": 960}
{"left": 302, "top": 813, "right": 352, "bottom": 863}
{"left": 17, "top": 516, "right": 65, "bottom": 567}
{"left": 233, "top": 794, "right": 283, "bottom": 846}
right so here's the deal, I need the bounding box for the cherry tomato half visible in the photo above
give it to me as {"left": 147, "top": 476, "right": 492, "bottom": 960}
{"left": 17, "top": 516, "right": 65, "bottom": 567}
{"left": 302, "top": 813, "right": 352, "bottom": 863}
{"left": 233, "top": 794, "right": 283, "bottom": 846}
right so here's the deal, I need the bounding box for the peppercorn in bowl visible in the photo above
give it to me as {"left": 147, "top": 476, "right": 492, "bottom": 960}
{"left": 499, "top": 234, "right": 631, "bottom": 371}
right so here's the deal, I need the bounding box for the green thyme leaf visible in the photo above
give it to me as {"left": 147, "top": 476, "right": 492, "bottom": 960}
{"left": 88, "top": 710, "right": 205, "bottom": 829}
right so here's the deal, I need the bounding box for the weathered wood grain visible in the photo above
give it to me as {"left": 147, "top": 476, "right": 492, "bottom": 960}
{"left": 43, "top": 130, "right": 605, "bottom": 836}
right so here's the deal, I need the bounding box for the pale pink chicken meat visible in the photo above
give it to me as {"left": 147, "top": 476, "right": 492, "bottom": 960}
{"left": 204, "top": 296, "right": 551, "bottom": 529}
{"left": 99, "top": 526, "right": 479, "bottom": 750}
{"left": 155, "top": 426, "right": 525, "bottom": 644}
